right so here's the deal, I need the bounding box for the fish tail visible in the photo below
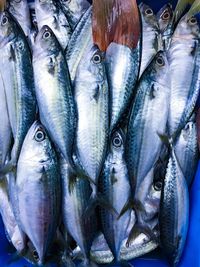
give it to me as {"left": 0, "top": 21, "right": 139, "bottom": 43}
{"left": 117, "top": 197, "right": 135, "bottom": 219}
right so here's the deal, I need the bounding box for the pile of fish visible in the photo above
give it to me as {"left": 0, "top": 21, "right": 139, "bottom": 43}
{"left": 0, "top": 0, "right": 200, "bottom": 266}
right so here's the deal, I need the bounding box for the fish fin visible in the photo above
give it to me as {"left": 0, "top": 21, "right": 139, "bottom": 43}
{"left": 47, "top": 56, "right": 56, "bottom": 75}
{"left": 53, "top": 15, "right": 59, "bottom": 29}
{"left": 157, "top": 132, "right": 173, "bottom": 148}
{"left": 117, "top": 198, "right": 134, "bottom": 219}
{"left": 126, "top": 223, "right": 158, "bottom": 247}
{"left": 92, "top": 0, "right": 141, "bottom": 51}
{"left": 174, "top": 0, "right": 195, "bottom": 22}
{"left": 0, "top": 162, "right": 16, "bottom": 178}
{"left": 9, "top": 44, "right": 16, "bottom": 62}
{"left": 187, "top": 0, "right": 200, "bottom": 18}
{"left": 61, "top": 252, "right": 76, "bottom": 267}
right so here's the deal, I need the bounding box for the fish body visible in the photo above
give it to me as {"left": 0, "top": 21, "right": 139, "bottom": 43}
{"left": 8, "top": 0, "right": 31, "bottom": 37}
{"left": 0, "top": 11, "right": 36, "bottom": 165}
{"left": 157, "top": 4, "right": 174, "bottom": 50}
{"left": 74, "top": 44, "right": 109, "bottom": 188}
{"left": 16, "top": 121, "right": 61, "bottom": 264}
{"left": 167, "top": 15, "right": 200, "bottom": 137}
{"left": 0, "top": 178, "right": 26, "bottom": 253}
{"left": 160, "top": 147, "right": 189, "bottom": 266}
{"left": 66, "top": 6, "right": 92, "bottom": 84}
{"left": 61, "top": 158, "right": 97, "bottom": 266}
{"left": 35, "top": 0, "right": 72, "bottom": 49}
{"left": 33, "top": 25, "right": 76, "bottom": 166}
{"left": 99, "top": 129, "right": 131, "bottom": 261}
{"left": 59, "top": 0, "right": 90, "bottom": 29}
{"left": 175, "top": 118, "right": 199, "bottom": 186}
{"left": 105, "top": 41, "right": 140, "bottom": 133}
{"left": 139, "top": 3, "right": 160, "bottom": 77}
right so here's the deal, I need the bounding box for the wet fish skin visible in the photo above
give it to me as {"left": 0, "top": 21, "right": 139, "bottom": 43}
{"left": 33, "top": 25, "right": 76, "bottom": 166}
{"left": 160, "top": 147, "right": 189, "bottom": 266}
{"left": 0, "top": 11, "right": 36, "bottom": 165}
{"left": 167, "top": 15, "right": 200, "bottom": 138}
{"left": 16, "top": 121, "right": 61, "bottom": 264}
{"left": 156, "top": 3, "right": 174, "bottom": 50}
{"left": 139, "top": 3, "right": 160, "bottom": 77}
{"left": 105, "top": 41, "right": 140, "bottom": 133}
{"left": 74, "top": 44, "right": 109, "bottom": 188}
{"left": 174, "top": 117, "right": 199, "bottom": 186}
{"left": 35, "top": 0, "right": 72, "bottom": 49}
{"left": 59, "top": 0, "right": 90, "bottom": 29}
{"left": 8, "top": 0, "right": 32, "bottom": 37}
{"left": 66, "top": 6, "right": 92, "bottom": 84}
{"left": 99, "top": 129, "right": 131, "bottom": 261}
{"left": 61, "top": 157, "right": 97, "bottom": 266}
{"left": 0, "top": 178, "right": 26, "bottom": 253}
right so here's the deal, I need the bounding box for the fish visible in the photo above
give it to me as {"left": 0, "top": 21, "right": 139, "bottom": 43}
{"left": 139, "top": 3, "right": 161, "bottom": 77}
{"left": 99, "top": 128, "right": 131, "bottom": 262}
{"left": 74, "top": 43, "right": 109, "bottom": 201}
{"left": 0, "top": 70, "right": 12, "bottom": 165}
{"left": 7, "top": 0, "right": 32, "bottom": 37}
{"left": 58, "top": 0, "right": 90, "bottom": 30}
{"left": 65, "top": 6, "right": 92, "bottom": 84}
{"left": 159, "top": 144, "right": 189, "bottom": 266}
{"left": 167, "top": 15, "right": 200, "bottom": 138}
{"left": 156, "top": 4, "right": 174, "bottom": 50}
{"left": 174, "top": 116, "right": 199, "bottom": 186}
{"left": 35, "top": 0, "right": 72, "bottom": 50}
{"left": 0, "top": 178, "right": 26, "bottom": 253}
{"left": 33, "top": 25, "right": 76, "bottom": 169}
{"left": 61, "top": 157, "right": 97, "bottom": 267}
{"left": 16, "top": 121, "right": 61, "bottom": 264}
{"left": 0, "top": 10, "right": 36, "bottom": 168}
{"left": 125, "top": 52, "right": 170, "bottom": 240}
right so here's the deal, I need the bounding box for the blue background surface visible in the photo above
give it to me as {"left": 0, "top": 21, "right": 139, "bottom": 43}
{"left": 0, "top": 0, "right": 199, "bottom": 266}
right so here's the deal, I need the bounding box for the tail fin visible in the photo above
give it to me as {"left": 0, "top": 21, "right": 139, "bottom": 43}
{"left": 92, "top": 0, "right": 141, "bottom": 51}
{"left": 187, "top": 0, "right": 200, "bottom": 18}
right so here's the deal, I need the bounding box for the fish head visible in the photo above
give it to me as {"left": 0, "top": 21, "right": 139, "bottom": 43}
{"left": 18, "top": 121, "right": 54, "bottom": 164}
{"left": 35, "top": 0, "right": 56, "bottom": 16}
{"left": 111, "top": 129, "right": 125, "bottom": 154}
{"left": 76, "top": 44, "right": 105, "bottom": 83}
{"left": 173, "top": 15, "right": 199, "bottom": 39}
{"left": 139, "top": 3, "right": 159, "bottom": 31}
{"left": 0, "top": 11, "right": 16, "bottom": 47}
{"left": 156, "top": 3, "right": 173, "bottom": 33}
{"left": 8, "top": 0, "right": 30, "bottom": 20}
{"left": 33, "top": 25, "right": 60, "bottom": 58}
{"left": 150, "top": 51, "right": 170, "bottom": 86}
{"left": 60, "top": 0, "right": 90, "bottom": 17}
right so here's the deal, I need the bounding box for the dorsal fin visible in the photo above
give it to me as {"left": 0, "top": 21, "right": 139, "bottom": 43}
{"left": 92, "top": 0, "right": 141, "bottom": 51}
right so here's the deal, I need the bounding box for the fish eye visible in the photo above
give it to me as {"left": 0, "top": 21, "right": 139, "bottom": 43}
{"left": 161, "top": 11, "right": 170, "bottom": 20}
{"left": 33, "top": 250, "right": 39, "bottom": 261}
{"left": 1, "top": 16, "right": 8, "bottom": 26}
{"left": 188, "top": 17, "right": 197, "bottom": 25}
{"left": 156, "top": 56, "right": 165, "bottom": 66}
{"left": 92, "top": 52, "right": 102, "bottom": 64}
{"left": 62, "top": 0, "right": 71, "bottom": 2}
{"left": 43, "top": 30, "right": 51, "bottom": 39}
{"left": 154, "top": 181, "right": 162, "bottom": 191}
{"left": 14, "top": 0, "right": 22, "bottom": 3}
{"left": 34, "top": 130, "right": 45, "bottom": 142}
{"left": 112, "top": 134, "right": 123, "bottom": 148}
{"left": 145, "top": 8, "right": 153, "bottom": 16}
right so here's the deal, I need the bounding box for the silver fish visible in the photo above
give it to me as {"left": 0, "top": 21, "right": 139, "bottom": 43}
{"left": 8, "top": 0, "right": 31, "bottom": 37}
{"left": 0, "top": 178, "right": 26, "bottom": 253}
{"left": 160, "top": 145, "right": 189, "bottom": 266}
{"left": 156, "top": 3, "right": 174, "bottom": 50}
{"left": 125, "top": 52, "right": 170, "bottom": 237}
{"left": 105, "top": 41, "right": 140, "bottom": 133}
{"left": 33, "top": 25, "right": 76, "bottom": 167}
{"left": 175, "top": 117, "right": 199, "bottom": 186}
{"left": 74, "top": 44, "right": 109, "bottom": 195}
{"left": 167, "top": 15, "right": 200, "bottom": 137}
{"left": 66, "top": 6, "right": 92, "bottom": 84}
{"left": 139, "top": 3, "right": 160, "bottom": 77}
{"left": 61, "top": 158, "right": 97, "bottom": 266}
{"left": 99, "top": 129, "right": 131, "bottom": 261}
{"left": 35, "top": 0, "right": 72, "bottom": 50}
{"left": 16, "top": 121, "right": 61, "bottom": 264}
{"left": 0, "top": 11, "right": 36, "bottom": 166}
{"left": 59, "top": 0, "right": 90, "bottom": 30}
{"left": 0, "top": 71, "right": 12, "bottom": 165}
